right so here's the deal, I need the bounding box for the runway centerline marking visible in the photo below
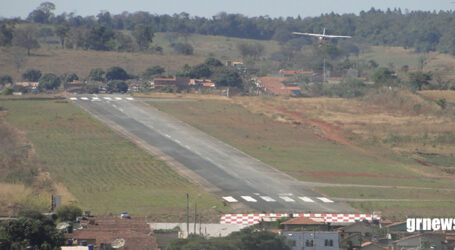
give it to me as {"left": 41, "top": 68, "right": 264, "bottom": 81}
{"left": 317, "top": 197, "right": 334, "bottom": 203}
{"left": 299, "top": 197, "right": 315, "bottom": 203}
{"left": 260, "top": 196, "right": 276, "bottom": 202}
{"left": 279, "top": 196, "right": 295, "bottom": 202}
{"left": 222, "top": 196, "right": 238, "bottom": 203}
{"left": 241, "top": 196, "right": 257, "bottom": 202}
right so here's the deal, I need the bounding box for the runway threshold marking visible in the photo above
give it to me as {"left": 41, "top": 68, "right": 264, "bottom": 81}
{"left": 115, "top": 97, "right": 122, "bottom": 100}
{"left": 299, "top": 197, "right": 315, "bottom": 203}
{"left": 279, "top": 196, "right": 295, "bottom": 202}
{"left": 241, "top": 196, "right": 257, "bottom": 202}
{"left": 222, "top": 196, "right": 238, "bottom": 203}
{"left": 126, "top": 97, "right": 134, "bottom": 100}
{"left": 80, "top": 97, "right": 89, "bottom": 100}
{"left": 317, "top": 197, "right": 334, "bottom": 203}
{"left": 260, "top": 196, "right": 276, "bottom": 202}
{"left": 92, "top": 97, "right": 100, "bottom": 101}
{"left": 104, "top": 97, "right": 112, "bottom": 100}
{"left": 69, "top": 97, "right": 77, "bottom": 100}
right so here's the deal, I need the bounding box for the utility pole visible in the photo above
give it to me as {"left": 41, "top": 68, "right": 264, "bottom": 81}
{"left": 194, "top": 202, "right": 197, "bottom": 235}
{"left": 323, "top": 57, "right": 326, "bottom": 83}
{"left": 186, "top": 193, "right": 189, "bottom": 236}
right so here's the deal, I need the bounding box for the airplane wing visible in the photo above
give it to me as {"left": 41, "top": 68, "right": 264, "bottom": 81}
{"left": 292, "top": 32, "right": 323, "bottom": 38}
{"left": 324, "top": 34, "right": 352, "bottom": 38}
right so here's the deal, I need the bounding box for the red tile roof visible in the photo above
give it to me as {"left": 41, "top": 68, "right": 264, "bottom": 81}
{"left": 257, "top": 77, "right": 293, "bottom": 96}
{"left": 66, "top": 216, "right": 157, "bottom": 249}
{"left": 281, "top": 217, "right": 325, "bottom": 225}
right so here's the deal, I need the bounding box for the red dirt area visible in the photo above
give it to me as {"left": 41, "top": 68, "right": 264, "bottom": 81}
{"left": 304, "top": 171, "right": 418, "bottom": 179}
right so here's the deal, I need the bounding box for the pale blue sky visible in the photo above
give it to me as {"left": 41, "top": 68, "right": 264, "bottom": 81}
{"left": 1, "top": 0, "right": 454, "bottom": 19}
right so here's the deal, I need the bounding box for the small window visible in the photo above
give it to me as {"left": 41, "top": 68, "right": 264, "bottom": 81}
{"left": 324, "top": 239, "right": 334, "bottom": 247}
{"left": 305, "top": 240, "right": 313, "bottom": 247}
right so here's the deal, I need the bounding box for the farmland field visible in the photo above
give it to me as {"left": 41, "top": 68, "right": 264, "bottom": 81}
{"left": 0, "top": 99, "right": 227, "bottom": 219}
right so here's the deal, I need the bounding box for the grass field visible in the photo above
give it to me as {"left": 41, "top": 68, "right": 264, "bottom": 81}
{"left": 147, "top": 96, "right": 455, "bottom": 217}
{"left": 0, "top": 99, "right": 228, "bottom": 219}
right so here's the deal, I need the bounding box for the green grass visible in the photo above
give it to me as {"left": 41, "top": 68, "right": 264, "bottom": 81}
{"left": 316, "top": 186, "right": 455, "bottom": 200}
{"left": 148, "top": 99, "right": 454, "bottom": 188}
{"left": 0, "top": 99, "right": 227, "bottom": 217}
{"left": 348, "top": 201, "right": 455, "bottom": 219}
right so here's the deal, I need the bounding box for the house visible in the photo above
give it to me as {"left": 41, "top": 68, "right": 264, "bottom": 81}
{"left": 64, "top": 216, "right": 158, "bottom": 249}
{"left": 360, "top": 241, "right": 388, "bottom": 250}
{"left": 256, "top": 76, "right": 301, "bottom": 96}
{"left": 152, "top": 77, "right": 189, "bottom": 89}
{"left": 15, "top": 81, "right": 39, "bottom": 89}
{"left": 282, "top": 231, "right": 340, "bottom": 250}
{"left": 391, "top": 233, "right": 445, "bottom": 250}
{"left": 338, "top": 221, "right": 376, "bottom": 237}
{"left": 339, "top": 232, "right": 363, "bottom": 249}
{"left": 280, "top": 217, "right": 327, "bottom": 231}
{"left": 189, "top": 79, "right": 216, "bottom": 87}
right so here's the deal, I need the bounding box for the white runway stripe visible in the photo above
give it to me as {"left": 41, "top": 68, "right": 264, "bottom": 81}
{"left": 126, "top": 97, "right": 134, "bottom": 100}
{"left": 241, "top": 196, "right": 257, "bottom": 202}
{"left": 222, "top": 196, "right": 238, "bottom": 203}
{"left": 115, "top": 97, "right": 122, "bottom": 100}
{"left": 317, "top": 197, "right": 334, "bottom": 203}
{"left": 260, "top": 196, "right": 276, "bottom": 202}
{"left": 279, "top": 196, "right": 295, "bottom": 202}
{"left": 80, "top": 97, "right": 88, "bottom": 100}
{"left": 69, "top": 97, "right": 77, "bottom": 100}
{"left": 104, "top": 97, "right": 112, "bottom": 100}
{"left": 299, "top": 197, "right": 315, "bottom": 203}
{"left": 92, "top": 97, "right": 100, "bottom": 101}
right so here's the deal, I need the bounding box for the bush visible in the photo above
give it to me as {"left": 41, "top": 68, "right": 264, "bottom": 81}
{"left": 106, "top": 66, "right": 129, "bottom": 81}
{"left": 0, "top": 75, "right": 13, "bottom": 85}
{"left": 107, "top": 80, "right": 128, "bottom": 93}
{"left": 56, "top": 205, "right": 83, "bottom": 222}
{"left": 22, "top": 69, "right": 42, "bottom": 82}
{"left": 172, "top": 42, "right": 194, "bottom": 55}
{"left": 39, "top": 73, "right": 61, "bottom": 90}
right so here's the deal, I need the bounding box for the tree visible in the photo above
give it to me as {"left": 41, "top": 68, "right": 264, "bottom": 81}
{"left": 0, "top": 210, "right": 64, "bottom": 249}
{"left": 85, "top": 26, "right": 115, "bottom": 51}
{"left": 88, "top": 68, "right": 105, "bottom": 82}
{"left": 39, "top": 73, "right": 61, "bottom": 90}
{"left": 0, "top": 20, "right": 17, "bottom": 46}
{"left": 373, "top": 67, "right": 396, "bottom": 86}
{"left": 408, "top": 71, "right": 432, "bottom": 90}
{"left": 0, "top": 75, "right": 13, "bottom": 86}
{"left": 13, "top": 26, "right": 40, "bottom": 56}
{"left": 214, "top": 68, "right": 243, "bottom": 87}
{"left": 107, "top": 80, "right": 128, "bottom": 93}
{"left": 106, "top": 66, "right": 129, "bottom": 80}
{"left": 27, "top": 2, "right": 56, "bottom": 24}
{"left": 55, "top": 23, "right": 70, "bottom": 48}
{"left": 56, "top": 205, "right": 82, "bottom": 222}
{"left": 189, "top": 64, "right": 212, "bottom": 78}
{"left": 133, "top": 24, "right": 154, "bottom": 50}
{"left": 61, "top": 73, "right": 79, "bottom": 83}
{"left": 204, "top": 57, "right": 223, "bottom": 67}
{"left": 142, "top": 66, "right": 165, "bottom": 79}
{"left": 22, "top": 69, "right": 42, "bottom": 82}
{"left": 6, "top": 46, "right": 27, "bottom": 73}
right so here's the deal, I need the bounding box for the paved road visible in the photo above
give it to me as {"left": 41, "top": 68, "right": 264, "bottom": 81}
{"left": 70, "top": 94, "right": 356, "bottom": 213}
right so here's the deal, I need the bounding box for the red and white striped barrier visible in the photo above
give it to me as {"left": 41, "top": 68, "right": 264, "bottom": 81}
{"left": 220, "top": 213, "right": 381, "bottom": 225}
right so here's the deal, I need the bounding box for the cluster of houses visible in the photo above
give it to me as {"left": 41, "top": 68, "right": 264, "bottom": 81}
{"left": 274, "top": 216, "right": 455, "bottom": 250}
{"left": 57, "top": 213, "right": 455, "bottom": 250}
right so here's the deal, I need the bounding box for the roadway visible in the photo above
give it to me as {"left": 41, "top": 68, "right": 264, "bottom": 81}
{"left": 70, "top": 94, "right": 356, "bottom": 213}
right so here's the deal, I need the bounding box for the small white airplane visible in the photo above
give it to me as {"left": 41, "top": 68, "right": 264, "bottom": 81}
{"left": 292, "top": 28, "right": 352, "bottom": 41}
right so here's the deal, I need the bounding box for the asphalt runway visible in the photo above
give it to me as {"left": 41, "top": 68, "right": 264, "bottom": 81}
{"left": 71, "top": 94, "right": 355, "bottom": 213}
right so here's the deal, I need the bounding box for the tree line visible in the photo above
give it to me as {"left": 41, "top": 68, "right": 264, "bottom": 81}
{"left": 2, "top": 2, "right": 455, "bottom": 54}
